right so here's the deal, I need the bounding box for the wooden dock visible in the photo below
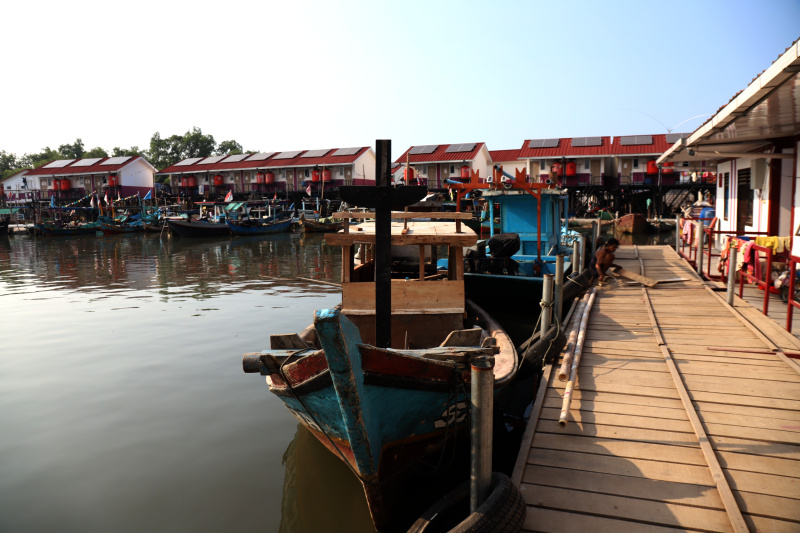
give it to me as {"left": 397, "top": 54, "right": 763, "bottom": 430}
{"left": 513, "top": 245, "right": 800, "bottom": 533}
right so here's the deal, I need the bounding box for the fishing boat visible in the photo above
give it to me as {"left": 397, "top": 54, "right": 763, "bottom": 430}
{"left": 98, "top": 215, "right": 142, "bottom": 234}
{"left": 242, "top": 211, "right": 519, "bottom": 529}
{"left": 446, "top": 167, "right": 578, "bottom": 317}
{"left": 615, "top": 213, "right": 649, "bottom": 234}
{"left": 0, "top": 217, "right": 9, "bottom": 235}
{"left": 167, "top": 218, "right": 230, "bottom": 237}
{"left": 227, "top": 217, "right": 292, "bottom": 235}
{"left": 299, "top": 213, "right": 343, "bottom": 233}
{"left": 34, "top": 220, "right": 101, "bottom": 236}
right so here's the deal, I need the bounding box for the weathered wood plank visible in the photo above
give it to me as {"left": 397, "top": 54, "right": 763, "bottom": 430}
{"left": 532, "top": 433, "right": 706, "bottom": 465}
{"left": 523, "top": 506, "right": 688, "bottom": 533}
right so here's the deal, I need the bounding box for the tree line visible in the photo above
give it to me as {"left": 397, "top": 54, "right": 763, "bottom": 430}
{"left": 0, "top": 127, "right": 252, "bottom": 182}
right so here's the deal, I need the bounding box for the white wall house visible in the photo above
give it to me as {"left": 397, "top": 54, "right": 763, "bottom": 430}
{"left": 658, "top": 38, "right": 800, "bottom": 254}
{"left": 23, "top": 156, "right": 156, "bottom": 199}
{"left": 1, "top": 170, "right": 34, "bottom": 203}
{"left": 394, "top": 143, "right": 490, "bottom": 188}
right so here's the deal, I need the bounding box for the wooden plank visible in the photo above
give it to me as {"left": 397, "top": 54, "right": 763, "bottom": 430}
{"left": 535, "top": 419, "right": 700, "bottom": 445}
{"left": 522, "top": 485, "right": 733, "bottom": 532}
{"left": 527, "top": 448, "right": 714, "bottom": 485}
{"left": 551, "top": 378, "right": 681, "bottom": 399}
{"left": 544, "top": 388, "right": 684, "bottom": 409}
{"left": 698, "top": 410, "right": 800, "bottom": 434}
{"left": 675, "top": 360, "right": 800, "bottom": 383}
{"left": 543, "top": 397, "right": 688, "bottom": 421}
{"left": 709, "top": 435, "right": 800, "bottom": 461}
{"left": 745, "top": 514, "right": 800, "bottom": 533}
{"left": 703, "top": 421, "right": 800, "bottom": 445}
{"left": 681, "top": 376, "right": 800, "bottom": 400}
{"left": 540, "top": 407, "right": 695, "bottom": 433}
{"left": 689, "top": 390, "right": 800, "bottom": 411}
{"left": 642, "top": 287, "right": 749, "bottom": 533}
{"left": 532, "top": 433, "right": 706, "bottom": 465}
{"left": 693, "top": 401, "right": 800, "bottom": 421}
{"left": 511, "top": 361, "right": 556, "bottom": 487}
{"left": 333, "top": 210, "right": 474, "bottom": 220}
{"left": 717, "top": 450, "right": 800, "bottom": 478}
{"left": 523, "top": 465, "right": 723, "bottom": 507}
{"left": 735, "top": 491, "right": 800, "bottom": 523}
{"left": 523, "top": 506, "right": 688, "bottom": 533}
{"left": 724, "top": 469, "right": 800, "bottom": 499}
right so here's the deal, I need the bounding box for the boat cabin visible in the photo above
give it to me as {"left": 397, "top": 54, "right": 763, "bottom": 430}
{"left": 485, "top": 189, "right": 569, "bottom": 258}
{"left": 326, "top": 211, "right": 476, "bottom": 348}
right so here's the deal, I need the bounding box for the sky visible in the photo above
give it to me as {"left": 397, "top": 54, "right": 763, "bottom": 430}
{"left": 2, "top": 0, "right": 799, "bottom": 161}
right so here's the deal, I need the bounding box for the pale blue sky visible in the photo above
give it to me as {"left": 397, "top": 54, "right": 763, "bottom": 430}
{"left": 2, "top": 0, "right": 798, "bottom": 159}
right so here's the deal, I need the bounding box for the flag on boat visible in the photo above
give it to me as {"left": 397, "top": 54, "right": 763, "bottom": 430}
{"left": 50, "top": 195, "right": 55, "bottom": 208}
{"left": 104, "top": 191, "right": 109, "bottom": 204}
{"left": 224, "top": 190, "right": 233, "bottom": 202}
{"left": 143, "top": 190, "right": 152, "bottom": 200}
{"left": 117, "top": 191, "right": 121, "bottom": 202}
{"left": 305, "top": 185, "right": 311, "bottom": 196}
{"left": 273, "top": 191, "right": 277, "bottom": 201}
{"left": 90, "top": 195, "right": 96, "bottom": 208}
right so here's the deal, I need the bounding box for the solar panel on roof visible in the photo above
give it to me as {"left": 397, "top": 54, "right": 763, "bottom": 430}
{"left": 409, "top": 145, "right": 438, "bottom": 155}
{"left": 101, "top": 156, "right": 132, "bottom": 165}
{"left": 199, "top": 155, "right": 226, "bottom": 165}
{"left": 619, "top": 135, "right": 652, "bottom": 146}
{"left": 222, "top": 154, "right": 250, "bottom": 163}
{"left": 302, "top": 149, "right": 331, "bottom": 158}
{"left": 572, "top": 137, "right": 602, "bottom": 147}
{"left": 71, "top": 158, "right": 103, "bottom": 167}
{"left": 665, "top": 133, "right": 688, "bottom": 144}
{"left": 44, "top": 159, "right": 76, "bottom": 168}
{"left": 247, "top": 152, "right": 275, "bottom": 161}
{"left": 445, "top": 143, "right": 477, "bottom": 153}
{"left": 331, "top": 147, "right": 362, "bottom": 157}
{"left": 528, "top": 139, "right": 559, "bottom": 149}
{"left": 273, "top": 150, "right": 303, "bottom": 159}
{"left": 175, "top": 157, "right": 203, "bottom": 166}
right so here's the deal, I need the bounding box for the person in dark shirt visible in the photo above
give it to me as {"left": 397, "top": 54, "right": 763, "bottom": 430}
{"left": 591, "top": 238, "right": 619, "bottom": 282}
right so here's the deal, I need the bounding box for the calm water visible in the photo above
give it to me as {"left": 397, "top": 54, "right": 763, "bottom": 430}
{"left": 0, "top": 231, "right": 378, "bottom": 533}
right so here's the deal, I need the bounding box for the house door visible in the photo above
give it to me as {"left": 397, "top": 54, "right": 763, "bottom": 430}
{"left": 736, "top": 168, "right": 752, "bottom": 233}
{"left": 621, "top": 160, "right": 631, "bottom": 184}
{"left": 591, "top": 160, "right": 601, "bottom": 184}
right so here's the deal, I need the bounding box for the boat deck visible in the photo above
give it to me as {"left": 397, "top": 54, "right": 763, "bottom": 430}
{"left": 513, "top": 244, "right": 800, "bottom": 532}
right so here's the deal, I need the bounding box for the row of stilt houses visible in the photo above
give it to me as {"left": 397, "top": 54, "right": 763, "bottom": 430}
{"left": 2, "top": 36, "right": 797, "bottom": 248}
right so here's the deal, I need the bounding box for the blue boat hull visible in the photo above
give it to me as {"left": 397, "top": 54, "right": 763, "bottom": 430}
{"left": 226, "top": 219, "right": 292, "bottom": 235}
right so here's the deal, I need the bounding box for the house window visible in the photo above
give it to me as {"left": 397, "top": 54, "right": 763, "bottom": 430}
{"left": 722, "top": 173, "right": 729, "bottom": 220}
{"left": 304, "top": 169, "right": 309, "bottom": 178}
{"left": 450, "top": 165, "right": 455, "bottom": 174}
{"left": 584, "top": 159, "right": 590, "bottom": 170}
{"left": 633, "top": 158, "right": 639, "bottom": 168}
{"left": 339, "top": 167, "right": 344, "bottom": 177}
{"left": 737, "top": 168, "right": 753, "bottom": 227}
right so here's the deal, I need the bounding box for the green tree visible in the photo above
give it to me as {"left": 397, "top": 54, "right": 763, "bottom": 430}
{"left": 58, "top": 138, "right": 85, "bottom": 159}
{"left": 111, "top": 146, "right": 145, "bottom": 158}
{"left": 181, "top": 127, "right": 216, "bottom": 159}
{"left": 84, "top": 146, "right": 109, "bottom": 158}
{"left": 216, "top": 140, "right": 243, "bottom": 155}
{"left": 21, "top": 147, "right": 60, "bottom": 169}
{"left": 0, "top": 150, "right": 17, "bottom": 173}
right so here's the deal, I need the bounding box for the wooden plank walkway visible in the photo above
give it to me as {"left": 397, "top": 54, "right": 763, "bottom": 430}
{"left": 513, "top": 245, "right": 800, "bottom": 533}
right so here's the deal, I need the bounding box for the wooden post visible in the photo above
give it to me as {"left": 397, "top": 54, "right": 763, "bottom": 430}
{"left": 571, "top": 239, "right": 580, "bottom": 274}
{"left": 375, "top": 140, "right": 392, "bottom": 348}
{"left": 591, "top": 221, "right": 598, "bottom": 254}
{"left": 470, "top": 356, "right": 494, "bottom": 513}
{"left": 675, "top": 215, "right": 680, "bottom": 251}
{"left": 727, "top": 245, "right": 737, "bottom": 306}
{"left": 555, "top": 255, "right": 564, "bottom": 323}
{"left": 541, "top": 274, "right": 553, "bottom": 335}
{"left": 579, "top": 235, "right": 586, "bottom": 271}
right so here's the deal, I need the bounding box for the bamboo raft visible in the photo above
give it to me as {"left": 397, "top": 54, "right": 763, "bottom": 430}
{"left": 513, "top": 244, "right": 800, "bottom": 532}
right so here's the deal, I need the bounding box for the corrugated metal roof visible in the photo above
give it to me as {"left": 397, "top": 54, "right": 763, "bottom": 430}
{"left": 26, "top": 156, "right": 145, "bottom": 176}
{"left": 394, "top": 143, "right": 485, "bottom": 164}
{"left": 158, "top": 147, "right": 370, "bottom": 174}
{"left": 609, "top": 134, "right": 685, "bottom": 155}
{"left": 489, "top": 149, "right": 522, "bottom": 162}
{"left": 519, "top": 137, "right": 613, "bottom": 158}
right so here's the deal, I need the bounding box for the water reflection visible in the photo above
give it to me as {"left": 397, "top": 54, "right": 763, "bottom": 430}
{"left": 279, "top": 425, "right": 377, "bottom": 533}
{"left": 0, "top": 232, "right": 342, "bottom": 299}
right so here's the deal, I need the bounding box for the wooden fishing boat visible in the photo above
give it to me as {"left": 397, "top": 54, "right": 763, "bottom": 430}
{"left": 615, "top": 213, "right": 649, "bottom": 234}
{"left": 299, "top": 213, "right": 343, "bottom": 233}
{"left": 226, "top": 217, "right": 292, "bottom": 236}
{"left": 0, "top": 218, "right": 9, "bottom": 235}
{"left": 34, "top": 221, "right": 101, "bottom": 236}
{"left": 167, "top": 218, "right": 230, "bottom": 237}
{"left": 98, "top": 216, "right": 142, "bottom": 234}
{"left": 243, "top": 212, "right": 518, "bottom": 530}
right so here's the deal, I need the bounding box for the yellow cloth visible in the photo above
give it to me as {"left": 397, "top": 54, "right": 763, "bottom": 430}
{"left": 754, "top": 236, "right": 791, "bottom": 254}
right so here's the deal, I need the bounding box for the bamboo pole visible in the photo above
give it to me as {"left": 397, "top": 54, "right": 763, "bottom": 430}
{"left": 557, "top": 292, "right": 591, "bottom": 381}
{"left": 559, "top": 288, "right": 596, "bottom": 426}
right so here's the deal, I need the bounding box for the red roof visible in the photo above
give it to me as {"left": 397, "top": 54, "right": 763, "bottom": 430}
{"left": 489, "top": 149, "right": 522, "bottom": 162}
{"left": 519, "top": 137, "right": 613, "bottom": 158}
{"left": 158, "top": 147, "right": 370, "bottom": 174}
{"left": 609, "top": 134, "right": 686, "bottom": 155}
{"left": 394, "top": 143, "right": 485, "bottom": 164}
{"left": 26, "top": 156, "right": 147, "bottom": 176}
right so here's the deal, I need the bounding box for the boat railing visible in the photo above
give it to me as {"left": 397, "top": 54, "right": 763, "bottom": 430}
{"left": 332, "top": 210, "right": 474, "bottom": 234}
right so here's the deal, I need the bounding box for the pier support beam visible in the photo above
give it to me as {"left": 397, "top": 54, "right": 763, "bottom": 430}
{"left": 470, "top": 356, "right": 494, "bottom": 513}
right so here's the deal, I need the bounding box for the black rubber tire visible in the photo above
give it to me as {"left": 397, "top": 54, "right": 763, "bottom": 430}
{"left": 407, "top": 472, "right": 526, "bottom": 533}
{"left": 782, "top": 286, "right": 789, "bottom": 304}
